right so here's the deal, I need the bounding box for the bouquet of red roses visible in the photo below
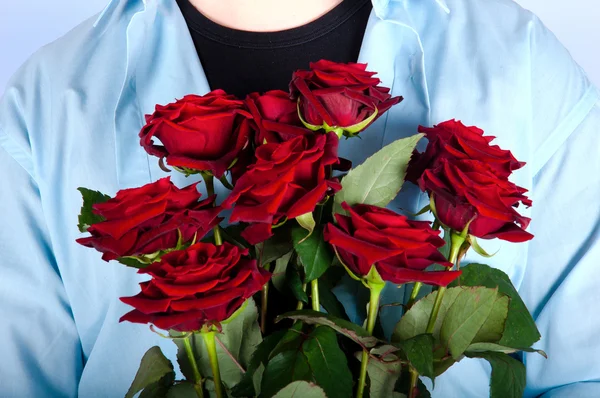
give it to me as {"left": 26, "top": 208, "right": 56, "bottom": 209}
{"left": 77, "top": 60, "right": 544, "bottom": 398}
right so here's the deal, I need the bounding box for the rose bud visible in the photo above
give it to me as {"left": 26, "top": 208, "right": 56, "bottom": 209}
{"left": 245, "top": 90, "right": 312, "bottom": 145}
{"left": 407, "top": 120, "right": 533, "bottom": 242}
{"left": 139, "top": 90, "right": 253, "bottom": 178}
{"left": 223, "top": 132, "right": 342, "bottom": 244}
{"left": 290, "top": 60, "right": 402, "bottom": 137}
{"left": 324, "top": 202, "right": 460, "bottom": 286}
{"left": 76, "top": 177, "right": 222, "bottom": 262}
{"left": 120, "top": 242, "right": 271, "bottom": 332}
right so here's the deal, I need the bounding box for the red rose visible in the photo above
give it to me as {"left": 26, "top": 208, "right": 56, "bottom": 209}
{"left": 245, "top": 90, "right": 311, "bottom": 145}
{"left": 139, "top": 90, "right": 253, "bottom": 177}
{"left": 76, "top": 178, "right": 222, "bottom": 262}
{"left": 290, "top": 60, "right": 402, "bottom": 135}
{"left": 120, "top": 242, "right": 271, "bottom": 331}
{"left": 324, "top": 203, "right": 459, "bottom": 286}
{"left": 223, "top": 132, "right": 341, "bottom": 244}
{"left": 408, "top": 120, "right": 533, "bottom": 242}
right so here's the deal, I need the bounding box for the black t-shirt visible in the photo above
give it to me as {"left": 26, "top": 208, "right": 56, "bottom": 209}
{"left": 176, "top": 0, "right": 372, "bottom": 98}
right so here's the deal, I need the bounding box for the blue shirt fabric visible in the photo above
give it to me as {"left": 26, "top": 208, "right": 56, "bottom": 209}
{"left": 0, "top": 0, "right": 598, "bottom": 396}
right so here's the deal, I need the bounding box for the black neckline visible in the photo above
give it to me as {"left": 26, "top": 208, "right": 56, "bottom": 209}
{"left": 177, "top": 0, "right": 371, "bottom": 49}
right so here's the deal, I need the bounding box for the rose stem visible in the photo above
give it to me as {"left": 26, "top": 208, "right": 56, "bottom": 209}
{"left": 260, "top": 263, "right": 273, "bottom": 334}
{"left": 183, "top": 335, "right": 205, "bottom": 398}
{"left": 356, "top": 281, "right": 385, "bottom": 398}
{"left": 261, "top": 283, "right": 269, "bottom": 333}
{"left": 296, "top": 283, "right": 307, "bottom": 310}
{"left": 408, "top": 369, "right": 419, "bottom": 398}
{"left": 425, "top": 231, "right": 465, "bottom": 334}
{"left": 406, "top": 282, "right": 422, "bottom": 309}
{"left": 202, "top": 331, "right": 225, "bottom": 398}
{"left": 311, "top": 279, "right": 320, "bottom": 311}
{"left": 411, "top": 232, "right": 466, "bottom": 396}
{"left": 203, "top": 174, "right": 223, "bottom": 246}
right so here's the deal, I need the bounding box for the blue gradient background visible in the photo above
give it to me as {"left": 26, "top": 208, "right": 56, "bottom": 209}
{"left": 1, "top": 0, "right": 598, "bottom": 93}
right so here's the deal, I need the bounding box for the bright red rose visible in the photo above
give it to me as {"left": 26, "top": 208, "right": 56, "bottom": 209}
{"left": 245, "top": 90, "right": 311, "bottom": 145}
{"left": 408, "top": 120, "right": 533, "bottom": 242}
{"left": 76, "top": 178, "right": 222, "bottom": 261}
{"left": 139, "top": 90, "right": 253, "bottom": 177}
{"left": 120, "top": 242, "right": 271, "bottom": 331}
{"left": 290, "top": 60, "right": 402, "bottom": 135}
{"left": 223, "top": 132, "right": 341, "bottom": 244}
{"left": 324, "top": 202, "right": 459, "bottom": 286}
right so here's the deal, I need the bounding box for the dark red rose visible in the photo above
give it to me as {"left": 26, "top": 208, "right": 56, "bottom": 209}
{"left": 245, "top": 90, "right": 311, "bottom": 145}
{"left": 290, "top": 60, "right": 402, "bottom": 135}
{"left": 324, "top": 202, "right": 459, "bottom": 286}
{"left": 120, "top": 242, "right": 271, "bottom": 331}
{"left": 223, "top": 132, "right": 341, "bottom": 244}
{"left": 139, "top": 90, "right": 253, "bottom": 177}
{"left": 408, "top": 120, "right": 533, "bottom": 242}
{"left": 76, "top": 178, "right": 222, "bottom": 262}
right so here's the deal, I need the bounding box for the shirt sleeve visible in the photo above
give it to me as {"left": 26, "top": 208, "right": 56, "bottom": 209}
{"left": 519, "top": 13, "right": 600, "bottom": 396}
{"left": 0, "top": 58, "right": 83, "bottom": 397}
{"left": 521, "top": 96, "right": 600, "bottom": 396}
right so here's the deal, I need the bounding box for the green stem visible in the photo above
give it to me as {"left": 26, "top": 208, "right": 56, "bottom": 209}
{"left": 311, "top": 279, "right": 320, "bottom": 311}
{"left": 357, "top": 350, "right": 370, "bottom": 398}
{"left": 356, "top": 282, "right": 385, "bottom": 398}
{"left": 297, "top": 283, "right": 307, "bottom": 310}
{"left": 407, "top": 282, "right": 423, "bottom": 309}
{"left": 425, "top": 232, "right": 465, "bottom": 334}
{"left": 183, "top": 335, "right": 204, "bottom": 398}
{"left": 202, "top": 331, "right": 224, "bottom": 398}
{"left": 203, "top": 174, "right": 223, "bottom": 246}
{"left": 260, "top": 264, "right": 272, "bottom": 334}
{"left": 408, "top": 368, "right": 419, "bottom": 398}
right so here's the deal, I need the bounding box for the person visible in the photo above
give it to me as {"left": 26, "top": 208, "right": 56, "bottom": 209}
{"left": 0, "top": 0, "right": 598, "bottom": 396}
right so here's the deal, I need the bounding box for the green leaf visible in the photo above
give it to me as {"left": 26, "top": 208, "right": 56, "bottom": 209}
{"left": 466, "top": 352, "right": 526, "bottom": 398}
{"left": 295, "top": 212, "right": 316, "bottom": 241}
{"left": 292, "top": 226, "right": 334, "bottom": 282}
{"left": 393, "top": 288, "right": 463, "bottom": 342}
{"left": 318, "top": 266, "right": 349, "bottom": 320}
{"left": 232, "top": 330, "right": 288, "bottom": 397}
{"left": 303, "top": 327, "right": 353, "bottom": 398}
{"left": 394, "top": 334, "right": 435, "bottom": 380}
{"left": 449, "top": 263, "right": 541, "bottom": 348}
{"left": 356, "top": 345, "right": 402, "bottom": 398}
{"left": 77, "top": 187, "right": 110, "bottom": 232}
{"left": 259, "top": 225, "right": 294, "bottom": 266}
{"left": 166, "top": 382, "right": 198, "bottom": 398}
{"left": 394, "top": 371, "right": 431, "bottom": 398}
{"left": 440, "top": 287, "right": 502, "bottom": 359}
{"left": 125, "top": 346, "right": 175, "bottom": 398}
{"left": 465, "top": 342, "right": 547, "bottom": 358}
{"left": 272, "top": 252, "right": 293, "bottom": 293}
{"left": 219, "top": 224, "right": 251, "bottom": 249}
{"left": 333, "top": 134, "right": 423, "bottom": 215}
{"left": 393, "top": 287, "right": 510, "bottom": 360}
{"left": 469, "top": 237, "right": 497, "bottom": 258}
{"left": 175, "top": 299, "right": 263, "bottom": 394}
{"left": 277, "top": 310, "right": 379, "bottom": 348}
{"left": 260, "top": 329, "right": 312, "bottom": 398}
{"left": 138, "top": 376, "right": 176, "bottom": 398}
{"left": 166, "top": 383, "right": 199, "bottom": 398}
{"left": 286, "top": 262, "right": 309, "bottom": 303}
{"left": 117, "top": 257, "right": 150, "bottom": 269}
{"left": 472, "top": 295, "right": 509, "bottom": 344}
{"left": 273, "top": 381, "right": 328, "bottom": 398}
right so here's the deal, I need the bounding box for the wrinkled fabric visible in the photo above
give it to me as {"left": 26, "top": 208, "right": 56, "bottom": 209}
{"left": 0, "top": 0, "right": 599, "bottom": 396}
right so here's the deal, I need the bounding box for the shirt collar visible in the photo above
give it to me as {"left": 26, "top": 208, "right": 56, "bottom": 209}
{"left": 372, "top": 0, "right": 449, "bottom": 15}
{"left": 95, "top": 0, "right": 450, "bottom": 27}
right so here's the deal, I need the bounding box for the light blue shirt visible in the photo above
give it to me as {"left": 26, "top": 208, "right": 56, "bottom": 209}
{"left": 0, "top": 0, "right": 598, "bottom": 396}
